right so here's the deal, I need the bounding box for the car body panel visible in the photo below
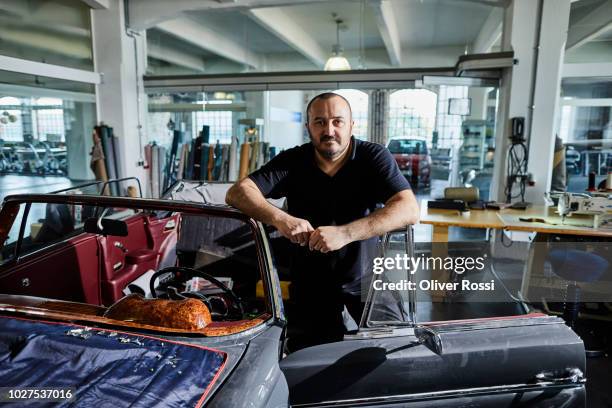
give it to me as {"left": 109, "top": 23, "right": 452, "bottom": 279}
{"left": 207, "top": 325, "right": 289, "bottom": 408}
{"left": 280, "top": 316, "right": 585, "bottom": 407}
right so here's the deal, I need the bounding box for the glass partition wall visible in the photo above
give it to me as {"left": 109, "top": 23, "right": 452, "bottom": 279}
{"left": 145, "top": 81, "right": 499, "bottom": 202}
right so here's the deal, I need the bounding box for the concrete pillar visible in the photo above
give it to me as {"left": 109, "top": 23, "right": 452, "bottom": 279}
{"left": 91, "top": 0, "right": 147, "bottom": 190}
{"left": 526, "top": 0, "right": 571, "bottom": 202}
{"left": 490, "top": 0, "right": 570, "bottom": 203}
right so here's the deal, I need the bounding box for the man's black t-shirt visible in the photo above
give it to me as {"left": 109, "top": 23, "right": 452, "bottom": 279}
{"left": 249, "top": 136, "right": 411, "bottom": 296}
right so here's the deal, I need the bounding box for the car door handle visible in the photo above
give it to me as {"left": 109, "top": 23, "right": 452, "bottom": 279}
{"left": 535, "top": 368, "right": 585, "bottom": 385}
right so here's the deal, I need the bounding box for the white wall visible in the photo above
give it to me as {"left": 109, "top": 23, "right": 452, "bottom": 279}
{"left": 266, "top": 90, "right": 305, "bottom": 150}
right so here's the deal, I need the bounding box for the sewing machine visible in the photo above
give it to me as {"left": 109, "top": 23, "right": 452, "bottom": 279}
{"left": 545, "top": 192, "right": 612, "bottom": 228}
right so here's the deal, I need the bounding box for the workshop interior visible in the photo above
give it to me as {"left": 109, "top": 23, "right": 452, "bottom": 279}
{"left": 0, "top": 0, "right": 611, "bottom": 407}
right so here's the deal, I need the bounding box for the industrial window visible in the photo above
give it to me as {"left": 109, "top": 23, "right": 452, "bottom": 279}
{"left": 388, "top": 89, "right": 437, "bottom": 144}
{"left": 0, "top": 97, "right": 24, "bottom": 142}
{"left": 193, "top": 111, "right": 233, "bottom": 144}
{"left": 435, "top": 86, "right": 468, "bottom": 149}
{"left": 147, "top": 111, "right": 174, "bottom": 147}
{"left": 34, "top": 97, "right": 65, "bottom": 142}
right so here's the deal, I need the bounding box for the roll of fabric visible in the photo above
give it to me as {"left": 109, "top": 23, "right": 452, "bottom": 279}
{"left": 177, "top": 143, "right": 189, "bottom": 180}
{"left": 192, "top": 134, "right": 202, "bottom": 179}
{"left": 221, "top": 144, "right": 229, "bottom": 181}
{"left": 111, "top": 133, "right": 121, "bottom": 179}
{"left": 98, "top": 126, "right": 117, "bottom": 189}
{"left": 207, "top": 144, "right": 214, "bottom": 180}
{"left": 262, "top": 142, "right": 270, "bottom": 165}
{"left": 144, "top": 143, "right": 152, "bottom": 197}
{"left": 90, "top": 129, "right": 109, "bottom": 194}
{"left": 158, "top": 146, "right": 167, "bottom": 195}
{"left": 200, "top": 142, "right": 210, "bottom": 181}
{"left": 144, "top": 143, "right": 152, "bottom": 169}
{"left": 249, "top": 141, "right": 259, "bottom": 173}
{"left": 201, "top": 125, "right": 210, "bottom": 144}
{"left": 228, "top": 137, "right": 238, "bottom": 181}
{"left": 213, "top": 142, "right": 223, "bottom": 181}
{"left": 151, "top": 144, "right": 159, "bottom": 198}
{"left": 239, "top": 142, "right": 251, "bottom": 179}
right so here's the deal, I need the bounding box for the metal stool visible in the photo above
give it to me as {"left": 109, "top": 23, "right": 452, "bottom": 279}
{"left": 547, "top": 249, "right": 608, "bottom": 357}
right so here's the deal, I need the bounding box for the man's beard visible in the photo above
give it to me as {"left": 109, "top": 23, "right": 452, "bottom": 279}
{"left": 309, "top": 133, "right": 344, "bottom": 159}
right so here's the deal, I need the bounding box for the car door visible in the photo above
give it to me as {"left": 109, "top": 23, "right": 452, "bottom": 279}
{"left": 280, "top": 314, "right": 584, "bottom": 407}
{"left": 279, "top": 229, "right": 586, "bottom": 407}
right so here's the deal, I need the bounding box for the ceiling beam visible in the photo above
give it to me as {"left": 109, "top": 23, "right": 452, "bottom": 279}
{"left": 157, "top": 18, "right": 262, "bottom": 69}
{"left": 0, "top": 55, "right": 101, "bottom": 84}
{"left": 369, "top": 0, "right": 402, "bottom": 66}
{"left": 247, "top": 8, "right": 328, "bottom": 68}
{"left": 472, "top": 7, "right": 503, "bottom": 53}
{"left": 566, "top": 0, "right": 612, "bottom": 51}
{"left": 147, "top": 42, "right": 206, "bottom": 72}
{"left": 128, "top": 0, "right": 331, "bottom": 31}
{"left": 563, "top": 62, "right": 612, "bottom": 77}
{"left": 0, "top": 27, "right": 91, "bottom": 60}
{"left": 79, "top": 0, "right": 109, "bottom": 9}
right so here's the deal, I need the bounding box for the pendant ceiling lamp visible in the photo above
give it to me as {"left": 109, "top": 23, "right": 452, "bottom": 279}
{"left": 324, "top": 16, "right": 351, "bottom": 71}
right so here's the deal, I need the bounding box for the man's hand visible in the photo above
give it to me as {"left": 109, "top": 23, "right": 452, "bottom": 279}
{"left": 308, "top": 226, "right": 352, "bottom": 253}
{"left": 274, "top": 214, "right": 314, "bottom": 246}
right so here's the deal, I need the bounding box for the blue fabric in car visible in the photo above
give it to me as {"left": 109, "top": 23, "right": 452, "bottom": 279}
{"left": 547, "top": 249, "right": 608, "bottom": 282}
{"left": 0, "top": 316, "right": 226, "bottom": 407}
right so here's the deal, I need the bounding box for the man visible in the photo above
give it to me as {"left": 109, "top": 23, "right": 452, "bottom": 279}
{"left": 226, "top": 92, "right": 419, "bottom": 349}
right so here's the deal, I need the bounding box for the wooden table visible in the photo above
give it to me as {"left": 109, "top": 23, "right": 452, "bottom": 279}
{"left": 419, "top": 200, "right": 504, "bottom": 242}
{"left": 419, "top": 200, "right": 612, "bottom": 240}
{"left": 497, "top": 206, "right": 612, "bottom": 238}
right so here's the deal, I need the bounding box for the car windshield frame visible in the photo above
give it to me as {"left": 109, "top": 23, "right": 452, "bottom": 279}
{"left": 0, "top": 193, "right": 280, "bottom": 333}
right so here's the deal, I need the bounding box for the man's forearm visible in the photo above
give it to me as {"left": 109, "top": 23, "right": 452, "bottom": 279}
{"left": 342, "top": 190, "right": 419, "bottom": 242}
{"left": 225, "top": 178, "right": 287, "bottom": 226}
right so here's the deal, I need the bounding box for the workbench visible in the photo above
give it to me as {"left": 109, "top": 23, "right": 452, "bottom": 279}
{"left": 418, "top": 200, "right": 612, "bottom": 303}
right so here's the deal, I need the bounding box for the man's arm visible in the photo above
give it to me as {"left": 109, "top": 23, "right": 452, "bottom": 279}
{"left": 226, "top": 178, "right": 313, "bottom": 245}
{"left": 309, "top": 189, "right": 419, "bottom": 253}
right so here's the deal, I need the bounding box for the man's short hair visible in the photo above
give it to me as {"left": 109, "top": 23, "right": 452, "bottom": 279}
{"left": 306, "top": 92, "right": 353, "bottom": 123}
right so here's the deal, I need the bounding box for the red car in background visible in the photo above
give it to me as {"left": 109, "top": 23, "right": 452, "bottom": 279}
{"left": 387, "top": 138, "right": 431, "bottom": 190}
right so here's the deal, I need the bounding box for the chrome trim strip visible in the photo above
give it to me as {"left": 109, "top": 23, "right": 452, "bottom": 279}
{"left": 292, "top": 380, "right": 585, "bottom": 407}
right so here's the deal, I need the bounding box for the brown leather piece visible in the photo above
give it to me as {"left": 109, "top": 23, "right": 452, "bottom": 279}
{"left": 103, "top": 294, "right": 212, "bottom": 330}
{"left": 0, "top": 294, "right": 269, "bottom": 336}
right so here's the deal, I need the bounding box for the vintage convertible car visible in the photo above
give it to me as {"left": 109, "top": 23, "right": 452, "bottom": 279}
{"left": 0, "top": 180, "right": 586, "bottom": 407}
